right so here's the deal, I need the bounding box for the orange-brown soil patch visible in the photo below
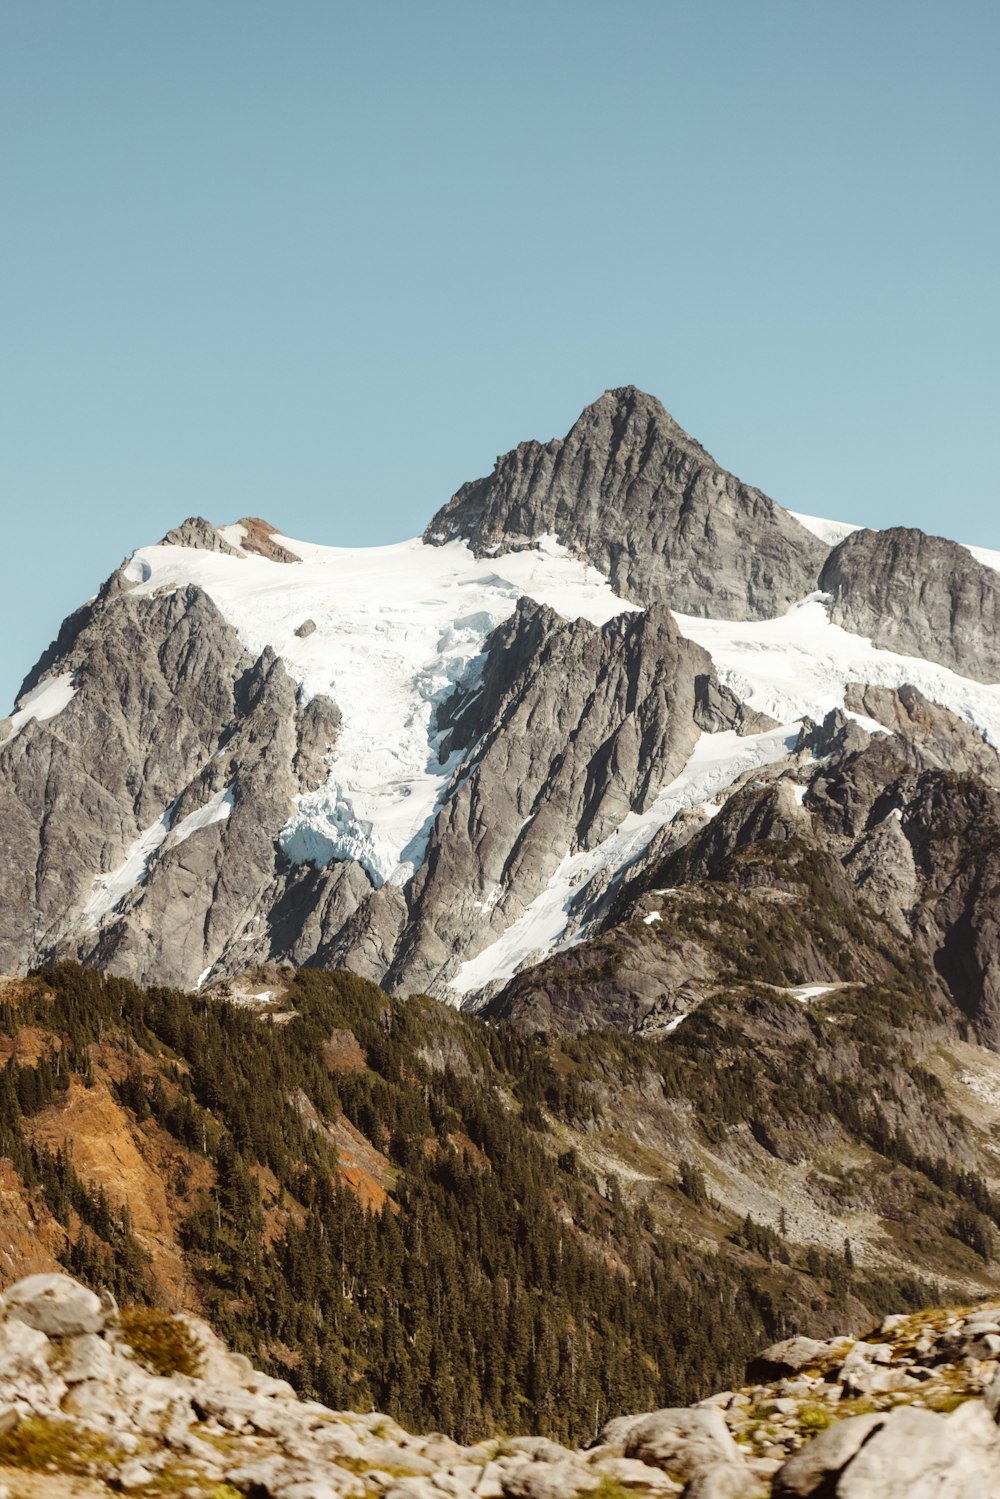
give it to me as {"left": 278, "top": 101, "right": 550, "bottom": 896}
{"left": 26, "top": 1079, "right": 200, "bottom": 1308}
{"left": 323, "top": 1029, "right": 367, "bottom": 1074}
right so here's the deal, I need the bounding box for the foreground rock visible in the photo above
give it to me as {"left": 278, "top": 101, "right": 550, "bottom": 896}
{"left": 3, "top": 1275, "right": 1000, "bottom": 1497}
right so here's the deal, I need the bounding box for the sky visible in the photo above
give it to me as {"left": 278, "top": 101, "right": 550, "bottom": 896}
{"left": 2, "top": 0, "right": 998, "bottom": 711}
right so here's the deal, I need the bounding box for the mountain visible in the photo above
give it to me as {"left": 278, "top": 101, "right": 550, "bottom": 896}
{"left": 424, "top": 386, "right": 829, "bottom": 619}
{"left": 2, "top": 386, "right": 1000, "bottom": 1027}
{"left": 6, "top": 390, "right": 1000, "bottom": 1477}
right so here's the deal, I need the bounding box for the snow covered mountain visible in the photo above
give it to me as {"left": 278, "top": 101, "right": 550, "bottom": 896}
{"left": 4, "top": 386, "right": 1000, "bottom": 1023}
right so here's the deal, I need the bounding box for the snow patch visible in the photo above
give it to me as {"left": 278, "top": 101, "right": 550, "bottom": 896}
{"left": 787, "top": 983, "right": 842, "bottom": 1004}
{"left": 642, "top": 911, "right": 662, "bottom": 925}
{"left": 843, "top": 710, "right": 892, "bottom": 737}
{"left": 172, "top": 786, "right": 234, "bottom": 844}
{"left": 217, "top": 523, "right": 249, "bottom": 551}
{"left": 964, "top": 542, "right": 1000, "bottom": 574}
{"left": 676, "top": 595, "right": 1000, "bottom": 748}
{"left": 82, "top": 786, "right": 234, "bottom": 929}
{"left": 82, "top": 809, "right": 173, "bottom": 928}
{"left": 789, "top": 512, "right": 861, "bottom": 547}
{"left": 2, "top": 672, "right": 77, "bottom": 746}
{"left": 790, "top": 509, "right": 1000, "bottom": 577}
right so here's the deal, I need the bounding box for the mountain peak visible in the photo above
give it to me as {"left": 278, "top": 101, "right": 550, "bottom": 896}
{"left": 568, "top": 385, "right": 712, "bottom": 462}
{"left": 425, "top": 387, "right": 825, "bottom": 619}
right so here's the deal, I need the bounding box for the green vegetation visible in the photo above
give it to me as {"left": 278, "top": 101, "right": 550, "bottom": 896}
{"left": 0, "top": 959, "right": 988, "bottom": 1445}
{"left": 119, "top": 1306, "right": 204, "bottom": 1378}
{"left": 0, "top": 1415, "right": 118, "bottom": 1472}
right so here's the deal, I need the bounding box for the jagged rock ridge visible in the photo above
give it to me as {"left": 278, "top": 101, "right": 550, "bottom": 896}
{"left": 425, "top": 386, "right": 830, "bottom": 619}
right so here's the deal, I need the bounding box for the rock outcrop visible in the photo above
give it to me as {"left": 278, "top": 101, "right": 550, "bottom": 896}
{"left": 820, "top": 526, "right": 1000, "bottom": 683}
{"left": 159, "top": 515, "right": 244, "bottom": 555}
{"left": 0, "top": 584, "right": 341, "bottom": 990}
{"left": 3, "top": 1274, "right": 1000, "bottom": 1498}
{"left": 329, "top": 601, "right": 729, "bottom": 996}
{"left": 425, "top": 387, "right": 829, "bottom": 619}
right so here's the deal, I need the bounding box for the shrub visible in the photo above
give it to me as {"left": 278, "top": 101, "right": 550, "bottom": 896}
{"left": 119, "top": 1306, "right": 203, "bottom": 1378}
{"left": 0, "top": 1415, "right": 115, "bottom": 1472}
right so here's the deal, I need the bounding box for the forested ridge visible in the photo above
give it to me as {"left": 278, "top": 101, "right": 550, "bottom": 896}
{"left": 0, "top": 963, "right": 985, "bottom": 1443}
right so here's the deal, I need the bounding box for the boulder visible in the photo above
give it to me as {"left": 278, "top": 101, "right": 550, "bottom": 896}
{"left": 774, "top": 1404, "right": 1000, "bottom": 1499}
{"left": 0, "top": 1273, "right": 105, "bottom": 1338}
{"left": 0, "top": 1316, "right": 52, "bottom": 1381}
{"left": 682, "top": 1462, "right": 760, "bottom": 1498}
{"left": 835, "top": 1404, "right": 1000, "bottom": 1499}
{"left": 623, "top": 1406, "right": 741, "bottom": 1481}
{"left": 773, "top": 1413, "right": 886, "bottom": 1495}
{"left": 500, "top": 1456, "right": 601, "bottom": 1499}
{"left": 745, "top": 1336, "right": 837, "bottom": 1382}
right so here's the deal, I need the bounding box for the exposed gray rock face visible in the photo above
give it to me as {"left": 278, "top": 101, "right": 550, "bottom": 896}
{"left": 356, "top": 600, "right": 726, "bottom": 996}
{"left": 294, "top": 692, "right": 342, "bottom": 792}
{"left": 485, "top": 687, "right": 1000, "bottom": 1041}
{"left": 425, "top": 387, "right": 828, "bottom": 619}
{"left": 0, "top": 585, "right": 251, "bottom": 975}
{"left": 160, "top": 515, "right": 244, "bottom": 555}
{"left": 81, "top": 646, "right": 308, "bottom": 989}
{"left": 843, "top": 682, "right": 1000, "bottom": 783}
{"left": 0, "top": 582, "right": 341, "bottom": 990}
{"left": 820, "top": 527, "right": 1000, "bottom": 683}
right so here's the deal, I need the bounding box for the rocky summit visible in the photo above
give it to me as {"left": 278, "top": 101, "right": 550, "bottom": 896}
{"left": 3, "top": 1273, "right": 1000, "bottom": 1498}
{"left": 3, "top": 388, "right": 1000, "bottom": 1015}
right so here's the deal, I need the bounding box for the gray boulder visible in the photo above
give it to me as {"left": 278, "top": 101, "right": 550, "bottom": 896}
{"left": 746, "top": 1336, "right": 839, "bottom": 1382}
{"left": 774, "top": 1403, "right": 1000, "bottom": 1498}
{"left": 1, "top": 1273, "right": 105, "bottom": 1338}
{"left": 623, "top": 1406, "right": 742, "bottom": 1481}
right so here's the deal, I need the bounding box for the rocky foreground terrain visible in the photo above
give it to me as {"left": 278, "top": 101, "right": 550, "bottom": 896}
{"left": 2, "top": 1273, "right": 1000, "bottom": 1498}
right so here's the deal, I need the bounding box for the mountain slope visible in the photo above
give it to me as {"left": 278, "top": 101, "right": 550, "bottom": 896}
{"left": 2, "top": 388, "right": 1000, "bottom": 1008}
{"left": 2, "top": 961, "right": 998, "bottom": 1447}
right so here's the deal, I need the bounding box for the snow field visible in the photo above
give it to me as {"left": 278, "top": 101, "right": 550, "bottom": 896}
{"left": 126, "top": 533, "right": 638, "bottom": 886}
{"left": 676, "top": 595, "right": 1000, "bottom": 745}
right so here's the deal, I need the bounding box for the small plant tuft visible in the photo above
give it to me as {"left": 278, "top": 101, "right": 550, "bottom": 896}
{"left": 0, "top": 1414, "right": 118, "bottom": 1472}
{"left": 119, "top": 1305, "right": 204, "bottom": 1378}
{"left": 797, "top": 1403, "right": 835, "bottom": 1435}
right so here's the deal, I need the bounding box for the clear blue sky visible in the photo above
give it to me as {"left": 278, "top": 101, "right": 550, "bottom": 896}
{"left": 2, "top": 0, "right": 998, "bottom": 710}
